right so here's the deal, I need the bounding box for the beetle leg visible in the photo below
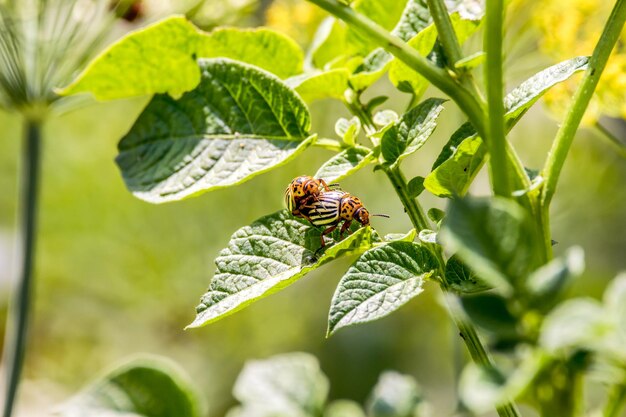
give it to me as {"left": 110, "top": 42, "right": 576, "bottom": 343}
{"left": 320, "top": 225, "right": 338, "bottom": 247}
{"left": 299, "top": 195, "right": 326, "bottom": 216}
{"left": 339, "top": 220, "right": 352, "bottom": 236}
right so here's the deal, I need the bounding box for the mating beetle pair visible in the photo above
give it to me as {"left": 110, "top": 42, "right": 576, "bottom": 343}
{"left": 284, "top": 176, "right": 386, "bottom": 248}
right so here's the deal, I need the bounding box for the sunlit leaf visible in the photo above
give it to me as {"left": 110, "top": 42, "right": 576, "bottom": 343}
{"left": 60, "top": 17, "right": 304, "bottom": 99}
{"left": 389, "top": 14, "right": 479, "bottom": 95}
{"left": 504, "top": 56, "right": 589, "bottom": 121}
{"left": 58, "top": 356, "right": 201, "bottom": 417}
{"left": 388, "top": 25, "right": 438, "bottom": 94}
{"left": 116, "top": 58, "right": 312, "bottom": 204}
{"left": 424, "top": 135, "right": 485, "bottom": 197}
{"left": 373, "top": 110, "right": 399, "bottom": 127}
{"left": 327, "top": 242, "right": 437, "bottom": 335}
{"left": 383, "top": 229, "right": 417, "bottom": 243}
{"left": 286, "top": 69, "right": 350, "bottom": 102}
{"left": 196, "top": 27, "right": 304, "bottom": 79}
{"left": 334, "top": 116, "right": 361, "bottom": 146}
{"left": 417, "top": 229, "right": 437, "bottom": 244}
{"left": 315, "top": 147, "right": 374, "bottom": 183}
{"left": 381, "top": 98, "right": 446, "bottom": 165}
{"left": 455, "top": 51, "right": 485, "bottom": 70}
{"left": 188, "top": 211, "right": 375, "bottom": 329}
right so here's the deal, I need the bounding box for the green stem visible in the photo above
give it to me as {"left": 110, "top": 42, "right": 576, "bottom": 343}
{"left": 306, "top": 0, "right": 487, "bottom": 138}
{"left": 426, "top": 0, "right": 463, "bottom": 64}
{"left": 384, "top": 167, "right": 520, "bottom": 417}
{"left": 541, "top": 0, "right": 626, "bottom": 208}
{"left": 484, "top": 0, "right": 510, "bottom": 197}
{"left": 2, "top": 119, "right": 42, "bottom": 417}
{"left": 383, "top": 166, "right": 430, "bottom": 231}
{"left": 603, "top": 382, "right": 626, "bottom": 417}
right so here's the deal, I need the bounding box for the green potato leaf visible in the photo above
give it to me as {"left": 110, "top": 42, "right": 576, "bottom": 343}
{"left": 60, "top": 16, "right": 304, "bottom": 100}
{"left": 381, "top": 98, "right": 446, "bottom": 165}
{"left": 286, "top": 69, "right": 350, "bottom": 103}
{"left": 116, "top": 58, "right": 312, "bottom": 203}
{"left": 424, "top": 135, "right": 486, "bottom": 198}
{"left": 315, "top": 147, "right": 374, "bottom": 183}
{"left": 327, "top": 241, "right": 438, "bottom": 335}
{"left": 188, "top": 210, "right": 375, "bottom": 329}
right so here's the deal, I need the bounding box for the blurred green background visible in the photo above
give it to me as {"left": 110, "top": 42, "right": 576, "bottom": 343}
{"left": 0, "top": 0, "right": 625, "bottom": 416}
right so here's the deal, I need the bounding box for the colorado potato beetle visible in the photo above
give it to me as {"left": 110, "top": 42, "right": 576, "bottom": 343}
{"left": 284, "top": 175, "right": 335, "bottom": 217}
{"left": 299, "top": 190, "right": 388, "bottom": 248}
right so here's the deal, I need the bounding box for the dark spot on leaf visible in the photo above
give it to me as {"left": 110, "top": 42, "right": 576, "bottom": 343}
{"left": 191, "top": 53, "right": 197, "bottom": 60}
{"left": 463, "top": 166, "right": 468, "bottom": 172}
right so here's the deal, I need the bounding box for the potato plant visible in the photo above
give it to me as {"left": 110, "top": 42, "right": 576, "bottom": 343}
{"left": 2, "top": 0, "right": 626, "bottom": 416}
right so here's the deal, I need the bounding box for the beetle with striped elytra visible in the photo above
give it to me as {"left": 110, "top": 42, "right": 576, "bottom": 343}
{"left": 298, "top": 190, "right": 388, "bottom": 249}
{"left": 284, "top": 175, "right": 338, "bottom": 218}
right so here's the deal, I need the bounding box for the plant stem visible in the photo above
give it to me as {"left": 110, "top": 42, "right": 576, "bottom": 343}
{"left": 2, "top": 119, "right": 42, "bottom": 417}
{"left": 384, "top": 167, "right": 520, "bottom": 417}
{"left": 305, "top": 0, "right": 487, "bottom": 138}
{"left": 426, "top": 0, "right": 463, "bottom": 64}
{"left": 541, "top": 0, "right": 626, "bottom": 208}
{"left": 484, "top": 0, "right": 510, "bottom": 197}
{"left": 603, "top": 382, "right": 626, "bottom": 417}
{"left": 383, "top": 166, "right": 430, "bottom": 230}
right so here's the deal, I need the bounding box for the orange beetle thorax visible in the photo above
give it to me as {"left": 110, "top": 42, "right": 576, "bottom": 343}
{"left": 292, "top": 176, "right": 318, "bottom": 197}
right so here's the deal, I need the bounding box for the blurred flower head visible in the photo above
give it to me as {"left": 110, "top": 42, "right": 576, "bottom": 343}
{"left": 265, "top": 0, "right": 327, "bottom": 46}
{"left": 531, "top": 0, "right": 626, "bottom": 124}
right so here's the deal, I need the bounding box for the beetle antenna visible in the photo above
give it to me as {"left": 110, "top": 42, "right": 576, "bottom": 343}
{"left": 372, "top": 214, "right": 390, "bottom": 218}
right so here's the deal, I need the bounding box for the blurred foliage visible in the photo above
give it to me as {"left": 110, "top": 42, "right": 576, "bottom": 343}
{"left": 0, "top": 0, "right": 625, "bottom": 416}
